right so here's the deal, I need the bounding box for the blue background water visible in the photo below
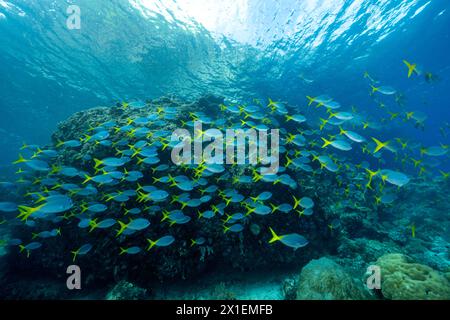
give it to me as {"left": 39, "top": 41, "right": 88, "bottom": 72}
{"left": 0, "top": 0, "right": 449, "bottom": 177}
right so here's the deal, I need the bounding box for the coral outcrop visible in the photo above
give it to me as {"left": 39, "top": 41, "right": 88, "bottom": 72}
{"left": 296, "top": 257, "right": 371, "bottom": 300}
{"left": 375, "top": 253, "right": 450, "bottom": 300}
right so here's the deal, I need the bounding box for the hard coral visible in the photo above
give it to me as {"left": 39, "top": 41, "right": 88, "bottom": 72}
{"left": 376, "top": 253, "right": 450, "bottom": 300}
{"left": 296, "top": 257, "right": 370, "bottom": 300}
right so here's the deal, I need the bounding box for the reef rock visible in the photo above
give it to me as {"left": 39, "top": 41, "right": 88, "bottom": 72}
{"left": 376, "top": 253, "right": 450, "bottom": 300}
{"left": 296, "top": 257, "right": 370, "bottom": 300}
{"left": 106, "top": 281, "right": 149, "bottom": 300}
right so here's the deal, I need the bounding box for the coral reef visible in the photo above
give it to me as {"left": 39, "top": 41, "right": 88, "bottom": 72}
{"left": 375, "top": 253, "right": 450, "bottom": 300}
{"left": 296, "top": 257, "right": 371, "bottom": 300}
{"left": 2, "top": 95, "right": 339, "bottom": 292}
{"left": 0, "top": 95, "right": 448, "bottom": 300}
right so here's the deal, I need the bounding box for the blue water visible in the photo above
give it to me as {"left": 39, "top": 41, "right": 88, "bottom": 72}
{"left": 1, "top": 0, "right": 449, "bottom": 175}
{"left": 0, "top": 0, "right": 449, "bottom": 300}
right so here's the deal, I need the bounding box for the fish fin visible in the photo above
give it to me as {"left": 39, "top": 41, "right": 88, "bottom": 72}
{"left": 115, "top": 220, "right": 128, "bottom": 237}
{"left": 306, "top": 96, "right": 315, "bottom": 106}
{"left": 71, "top": 250, "right": 78, "bottom": 262}
{"left": 93, "top": 158, "right": 102, "bottom": 169}
{"left": 82, "top": 174, "right": 92, "bottom": 184}
{"left": 17, "top": 205, "right": 35, "bottom": 221}
{"left": 146, "top": 239, "right": 157, "bottom": 251}
{"left": 56, "top": 139, "right": 65, "bottom": 147}
{"left": 321, "top": 137, "right": 332, "bottom": 148}
{"left": 269, "top": 203, "right": 278, "bottom": 213}
{"left": 268, "top": 227, "right": 281, "bottom": 243}
{"left": 13, "top": 154, "right": 27, "bottom": 164}
{"left": 371, "top": 137, "right": 388, "bottom": 153}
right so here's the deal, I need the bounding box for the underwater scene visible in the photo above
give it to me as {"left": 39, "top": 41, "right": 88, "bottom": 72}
{"left": 0, "top": 0, "right": 449, "bottom": 301}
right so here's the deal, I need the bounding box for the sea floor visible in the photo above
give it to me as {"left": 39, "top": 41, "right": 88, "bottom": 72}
{"left": 152, "top": 269, "right": 294, "bottom": 300}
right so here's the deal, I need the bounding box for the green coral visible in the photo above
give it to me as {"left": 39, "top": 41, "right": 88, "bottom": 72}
{"left": 376, "top": 253, "right": 450, "bottom": 300}
{"left": 296, "top": 257, "right": 371, "bottom": 300}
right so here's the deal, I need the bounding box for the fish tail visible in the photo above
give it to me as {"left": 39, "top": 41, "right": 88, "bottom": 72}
{"left": 115, "top": 221, "right": 128, "bottom": 237}
{"left": 268, "top": 227, "right": 282, "bottom": 243}
{"left": 83, "top": 133, "right": 91, "bottom": 142}
{"left": 119, "top": 247, "right": 127, "bottom": 255}
{"left": 80, "top": 203, "right": 88, "bottom": 213}
{"left": 82, "top": 174, "right": 92, "bottom": 184}
{"left": 372, "top": 138, "right": 388, "bottom": 153}
{"left": 285, "top": 155, "right": 292, "bottom": 167}
{"left": 321, "top": 137, "right": 332, "bottom": 148}
{"left": 17, "top": 205, "right": 34, "bottom": 221}
{"left": 139, "top": 192, "right": 149, "bottom": 203}
{"left": 93, "top": 158, "right": 102, "bottom": 169}
{"left": 403, "top": 60, "right": 416, "bottom": 78}
{"left": 306, "top": 96, "right": 315, "bottom": 106}
{"left": 51, "top": 164, "right": 61, "bottom": 174}
{"left": 319, "top": 118, "right": 328, "bottom": 130}
{"left": 71, "top": 250, "right": 78, "bottom": 262}
{"left": 56, "top": 139, "right": 65, "bottom": 147}
{"left": 292, "top": 195, "right": 299, "bottom": 209}
{"left": 36, "top": 193, "right": 47, "bottom": 203}
{"left": 13, "top": 154, "right": 27, "bottom": 164}
{"left": 269, "top": 203, "right": 278, "bottom": 213}
{"left": 88, "top": 224, "right": 97, "bottom": 233}
{"left": 146, "top": 239, "right": 157, "bottom": 251}
{"left": 51, "top": 183, "right": 61, "bottom": 190}
{"left": 114, "top": 148, "right": 122, "bottom": 156}
{"left": 137, "top": 157, "right": 144, "bottom": 165}
{"left": 180, "top": 202, "right": 187, "bottom": 210}
{"left": 420, "top": 148, "right": 427, "bottom": 156}
{"left": 160, "top": 210, "right": 169, "bottom": 222}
